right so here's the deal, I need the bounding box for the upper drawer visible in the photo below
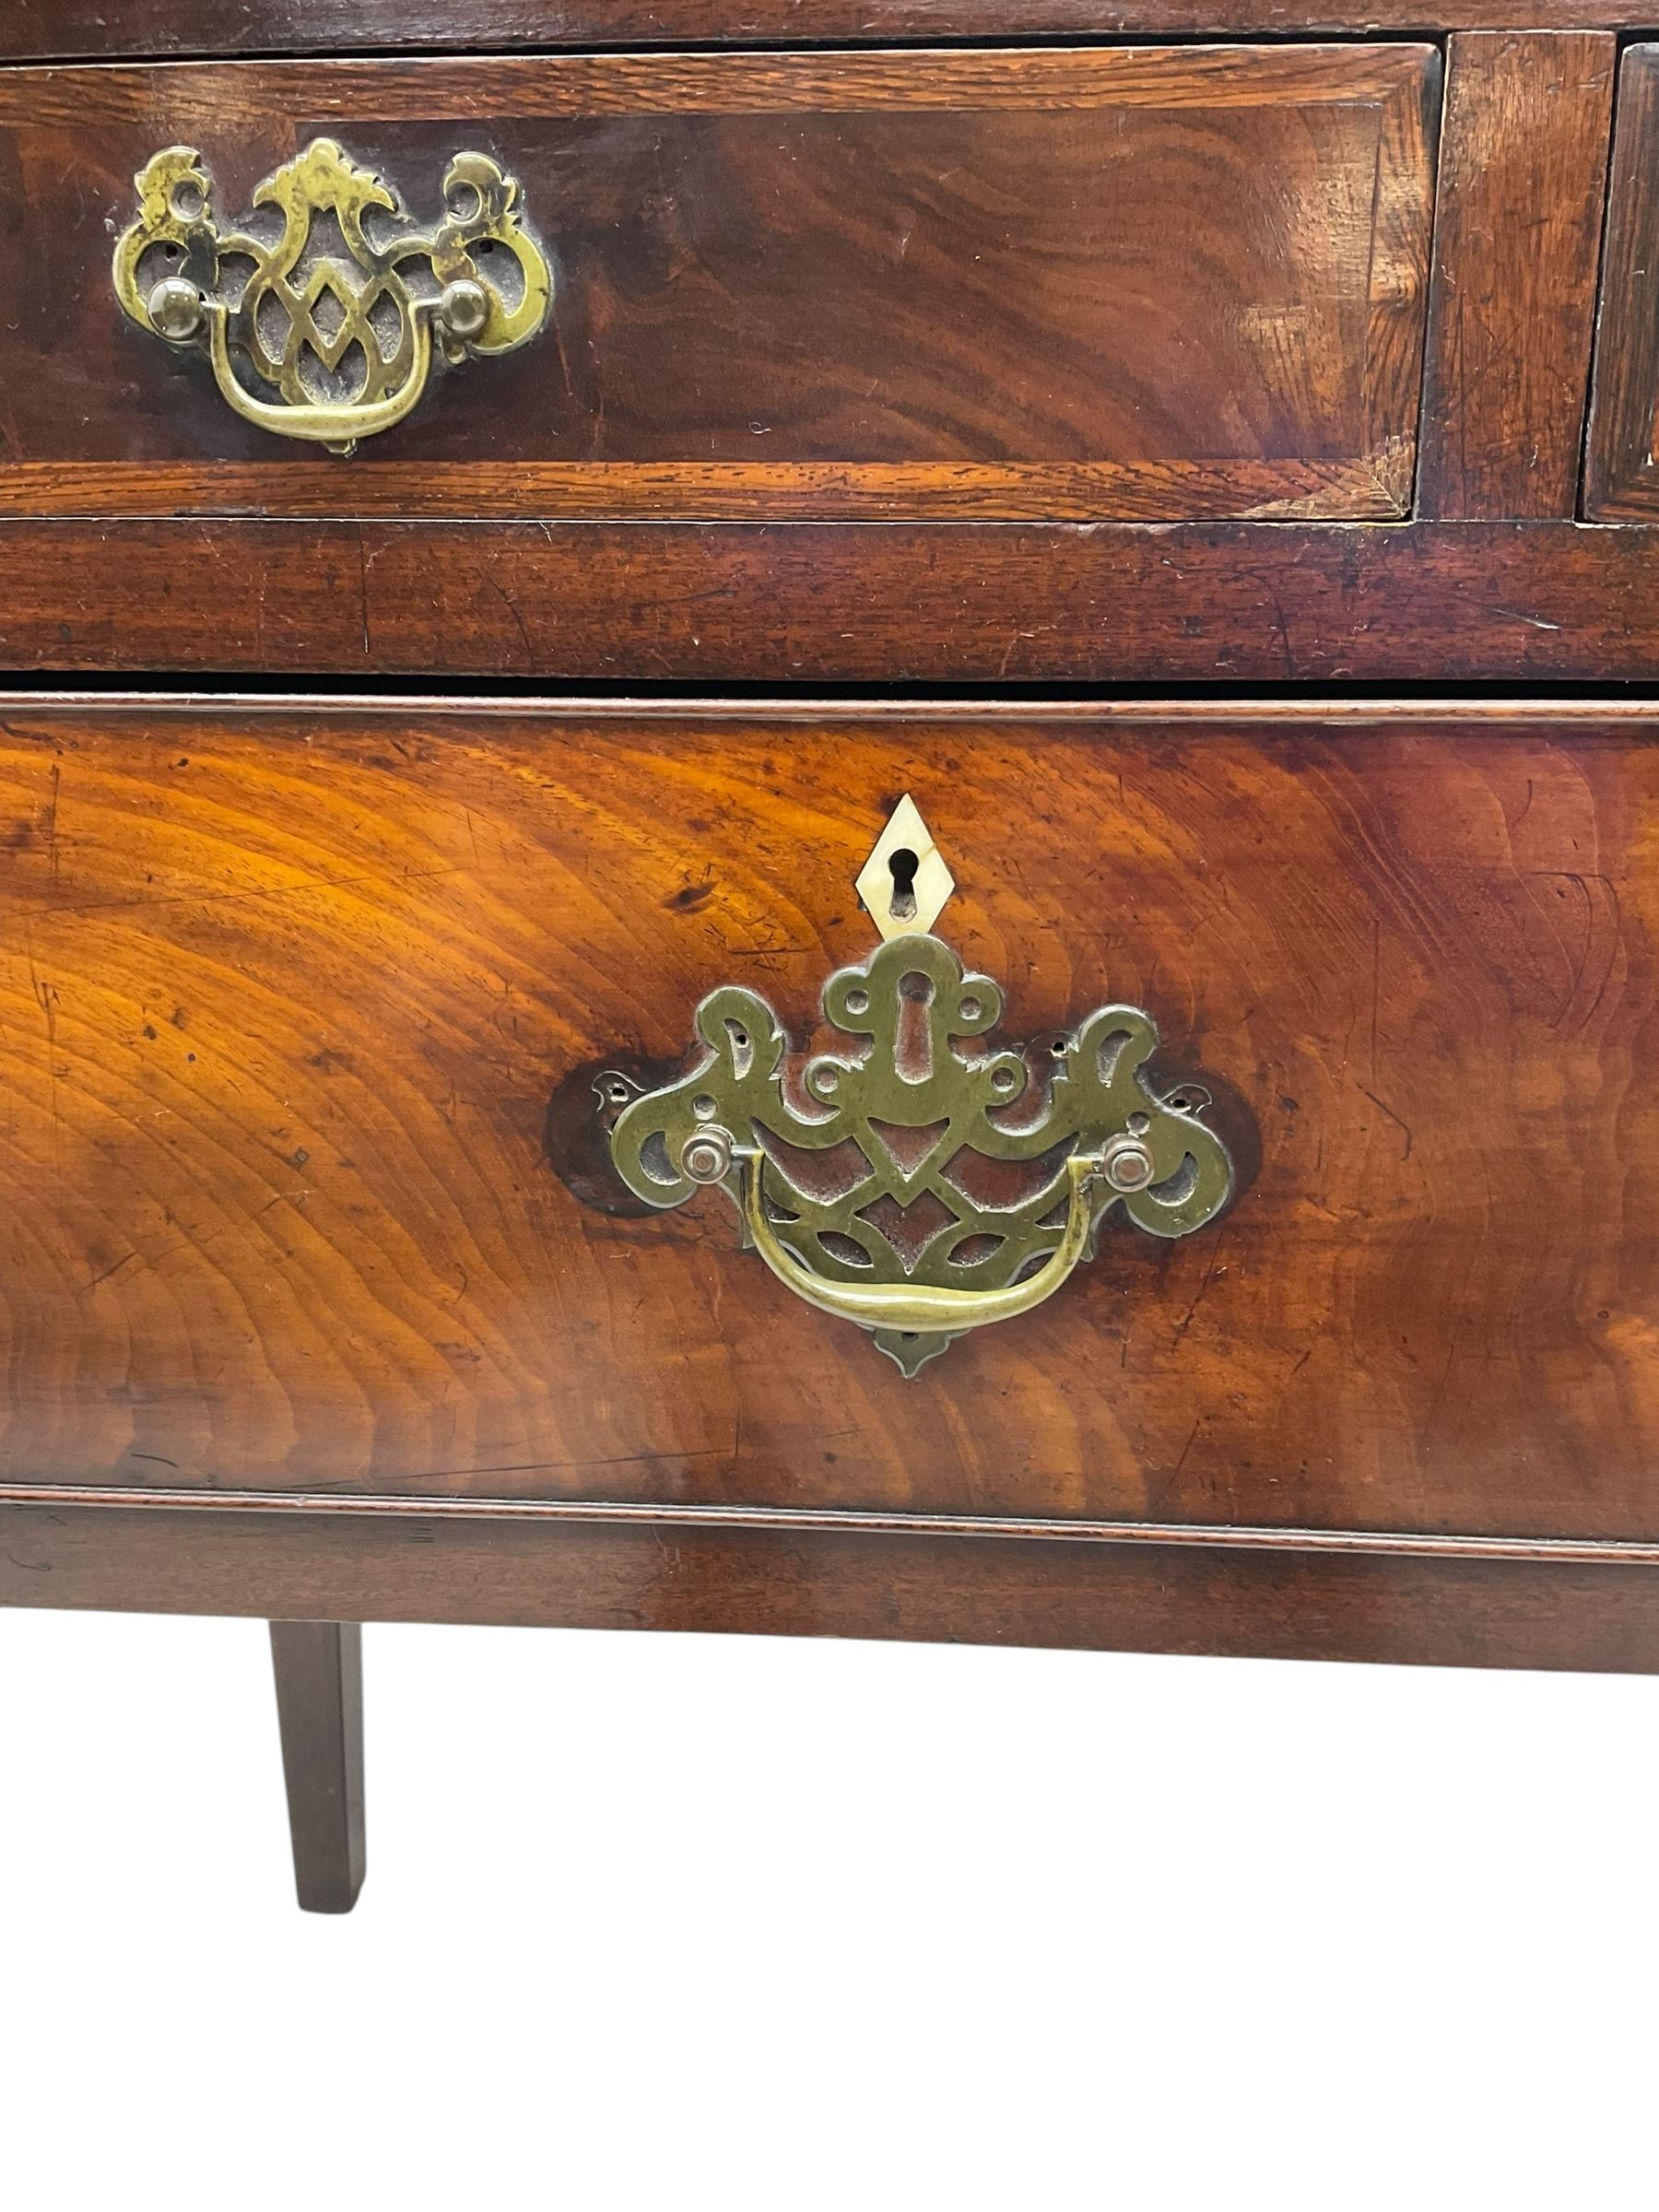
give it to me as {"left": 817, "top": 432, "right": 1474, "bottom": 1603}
{"left": 1, "top": 49, "right": 1439, "bottom": 524}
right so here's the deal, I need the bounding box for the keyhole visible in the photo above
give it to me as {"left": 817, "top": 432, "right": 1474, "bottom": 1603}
{"left": 888, "top": 847, "right": 919, "bottom": 922}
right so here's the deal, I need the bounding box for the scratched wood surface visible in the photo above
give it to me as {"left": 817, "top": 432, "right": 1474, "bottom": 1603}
{"left": 1418, "top": 30, "right": 1615, "bottom": 519}
{"left": 0, "top": 698, "right": 1654, "bottom": 1544}
{"left": 4, "top": 518, "right": 1659, "bottom": 680}
{"left": 0, "top": 49, "right": 1438, "bottom": 521}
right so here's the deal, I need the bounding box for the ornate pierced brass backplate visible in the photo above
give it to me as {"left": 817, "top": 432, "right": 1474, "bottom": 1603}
{"left": 113, "top": 137, "right": 551, "bottom": 453}
{"left": 598, "top": 932, "right": 1234, "bottom": 1376}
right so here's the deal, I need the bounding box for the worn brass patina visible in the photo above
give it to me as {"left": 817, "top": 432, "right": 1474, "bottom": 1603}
{"left": 599, "top": 934, "right": 1234, "bottom": 1375}
{"left": 113, "top": 138, "right": 551, "bottom": 453}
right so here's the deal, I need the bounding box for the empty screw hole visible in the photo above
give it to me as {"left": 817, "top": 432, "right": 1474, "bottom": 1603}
{"left": 888, "top": 847, "right": 919, "bottom": 922}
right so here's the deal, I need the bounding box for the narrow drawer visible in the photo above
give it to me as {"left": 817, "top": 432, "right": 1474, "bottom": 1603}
{"left": 2, "top": 47, "right": 1438, "bottom": 522}
{"left": 1584, "top": 44, "right": 1659, "bottom": 516}
{"left": 0, "top": 697, "right": 1653, "bottom": 1548}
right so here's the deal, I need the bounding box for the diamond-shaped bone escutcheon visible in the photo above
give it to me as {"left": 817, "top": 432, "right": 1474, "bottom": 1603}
{"left": 855, "top": 794, "right": 955, "bottom": 942}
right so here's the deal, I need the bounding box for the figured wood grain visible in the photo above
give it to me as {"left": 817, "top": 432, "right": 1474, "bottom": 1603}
{"left": 0, "top": 50, "right": 1438, "bottom": 522}
{"left": 7, "top": 1502, "right": 1659, "bottom": 1677}
{"left": 1583, "top": 46, "right": 1659, "bottom": 517}
{"left": 4, "top": 519, "right": 1659, "bottom": 680}
{"left": 1419, "top": 31, "right": 1615, "bottom": 520}
{"left": 0, "top": 0, "right": 1644, "bottom": 57}
{"left": 0, "top": 698, "right": 1656, "bottom": 1547}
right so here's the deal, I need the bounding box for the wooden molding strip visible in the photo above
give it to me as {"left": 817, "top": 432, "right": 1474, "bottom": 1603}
{"left": 13, "top": 692, "right": 1659, "bottom": 724}
{"left": 1, "top": 48, "right": 1437, "bottom": 123}
{"left": 0, "top": 460, "right": 1404, "bottom": 526}
{"left": 0, "top": 2, "right": 1646, "bottom": 61}
{"left": 6, "top": 1484, "right": 1659, "bottom": 1568}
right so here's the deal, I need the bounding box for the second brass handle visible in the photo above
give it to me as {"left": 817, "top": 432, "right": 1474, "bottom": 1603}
{"left": 600, "top": 932, "right": 1236, "bottom": 1378}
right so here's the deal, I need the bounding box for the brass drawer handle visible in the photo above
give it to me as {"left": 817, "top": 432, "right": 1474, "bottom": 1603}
{"left": 737, "top": 1139, "right": 1120, "bottom": 1344}
{"left": 112, "top": 138, "right": 551, "bottom": 455}
{"left": 600, "top": 932, "right": 1234, "bottom": 1377}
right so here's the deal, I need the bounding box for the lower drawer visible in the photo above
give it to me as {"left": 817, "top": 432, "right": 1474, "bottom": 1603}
{"left": 0, "top": 697, "right": 1653, "bottom": 1548}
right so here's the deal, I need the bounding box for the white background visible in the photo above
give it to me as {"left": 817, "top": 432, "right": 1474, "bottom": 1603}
{"left": 2, "top": 1607, "right": 1653, "bottom": 2209}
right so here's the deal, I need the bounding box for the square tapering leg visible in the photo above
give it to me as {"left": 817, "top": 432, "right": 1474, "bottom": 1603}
{"left": 269, "top": 1620, "right": 366, "bottom": 1913}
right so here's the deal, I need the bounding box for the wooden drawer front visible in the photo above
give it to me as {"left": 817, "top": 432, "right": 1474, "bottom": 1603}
{"left": 0, "top": 698, "right": 1655, "bottom": 1547}
{"left": 3, "top": 49, "right": 1437, "bottom": 522}
{"left": 1584, "top": 45, "right": 1659, "bottom": 516}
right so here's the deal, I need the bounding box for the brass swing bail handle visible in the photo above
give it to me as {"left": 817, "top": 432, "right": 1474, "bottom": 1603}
{"left": 112, "top": 137, "right": 553, "bottom": 451}
{"left": 688, "top": 1138, "right": 1157, "bottom": 1346}
{"left": 600, "top": 932, "right": 1238, "bottom": 1376}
